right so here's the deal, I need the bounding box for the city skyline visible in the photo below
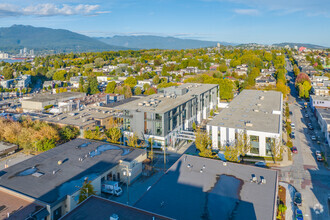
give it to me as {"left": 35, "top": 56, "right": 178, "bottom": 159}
{"left": 0, "top": 0, "right": 329, "bottom": 46}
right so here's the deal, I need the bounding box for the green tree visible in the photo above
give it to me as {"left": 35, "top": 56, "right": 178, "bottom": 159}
{"left": 195, "top": 128, "right": 213, "bottom": 158}
{"left": 60, "top": 126, "right": 79, "bottom": 141}
{"left": 143, "top": 83, "right": 151, "bottom": 91}
{"left": 217, "top": 64, "right": 227, "bottom": 73}
{"left": 124, "top": 76, "right": 137, "bottom": 88}
{"left": 87, "top": 76, "right": 99, "bottom": 95}
{"left": 79, "top": 77, "right": 85, "bottom": 93}
{"left": 3, "top": 66, "right": 14, "bottom": 79}
{"left": 36, "top": 139, "right": 56, "bottom": 152}
{"left": 53, "top": 70, "right": 67, "bottom": 81}
{"left": 144, "top": 87, "right": 157, "bottom": 95}
{"left": 78, "top": 178, "right": 96, "bottom": 204}
{"left": 127, "top": 133, "right": 139, "bottom": 148}
{"left": 224, "top": 146, "right": 240, "bottom": 162}
{"left": 134, "top": 87, "right": 142, "bottom": 95}
{"left": 153, "top": 75, "right": 160, "bottom": 85}
{"left": 105, "top": 81, "right": 116, "bottom": 93}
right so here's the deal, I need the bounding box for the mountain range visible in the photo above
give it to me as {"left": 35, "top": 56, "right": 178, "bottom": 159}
{"left": 96, "top": 35, "right": 234, "bottom": 50}
{"left": 272, "top": 42, "right": 326, "bottom": 49}
{"left": 0, "top": 25, "right": 125, "bottom": 54}
{"left": 0, "top": 25, "right": 327, "bottom": 54}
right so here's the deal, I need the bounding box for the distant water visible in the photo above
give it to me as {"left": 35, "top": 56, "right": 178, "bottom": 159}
{"left": 0, "top": 59, "right": 23, "bottom": 63}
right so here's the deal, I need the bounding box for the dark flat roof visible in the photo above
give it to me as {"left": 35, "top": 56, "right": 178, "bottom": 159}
{"left": 135, "top": 155, "right": 278, "bottom": 220}
{"left": 60, "top": 195, "right": 173, "bottom": 220}
{"left": 0, "top": 138, "right": 146, "bottom": 205}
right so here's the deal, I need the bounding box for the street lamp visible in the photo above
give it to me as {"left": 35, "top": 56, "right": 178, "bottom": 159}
{"left": 122, "top": 165, "right": 131, "bottom": 205}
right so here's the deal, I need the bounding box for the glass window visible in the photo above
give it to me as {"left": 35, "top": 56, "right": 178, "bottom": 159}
{"left": 123, "top": 118, "right": 130, "bottom": 131}
{"left": 266, "top": 137, "right": 275, "bottom": 156}
{"left": 156, "top": 121, "right": 162, "bottom": 136}
{"left": 250, "top": 135, "right": 259, "bottom": 154}
{"left": 155, "top": 113, "right": 162, "bottom": 120}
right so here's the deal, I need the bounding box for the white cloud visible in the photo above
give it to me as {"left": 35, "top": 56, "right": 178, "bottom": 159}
{"left": 234, "top": 9, "right": 259, "bottom": 16}
{"left": 0, "top": 3, "right": 110, "bottom": 17}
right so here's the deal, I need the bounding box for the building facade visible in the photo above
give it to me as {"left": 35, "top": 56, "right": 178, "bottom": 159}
{"left": 207, "top": 90, "right": 283, "bottom": 157}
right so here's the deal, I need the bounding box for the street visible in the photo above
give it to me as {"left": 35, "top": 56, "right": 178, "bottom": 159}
{"left": 276, "top": 58, "right": 330, "bottom": 219}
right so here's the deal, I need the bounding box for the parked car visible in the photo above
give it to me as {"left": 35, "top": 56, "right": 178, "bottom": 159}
{"left": 295, "top": 209, "right": 303, "bottom": 220}
{"left": 311, "top": 136, "right": 316, "bottom": 141}
{"left": 291, "top": 132, "right": 295, "bottom": 139}
{"left": 308, "top": 125, "right": 313, "bottom": 130}
{"left": 315, "top": 151, "right": 322, "bottom": 157}
{"left": 291, "top": 147, "right": 298, "bottom": 153}
{"left": 291, "top": 123, "right": 295, "bottom": 129}
{"left": 317, "top": 155, "right": 324, "bottom": 162}
{"left": 305, "top": 114, "right": 309, "bottom": 118}
{"left": 254, "top": 161, "right": 267, "bottom": 168}
{"left": 294, "top": 192, "right": 302, "bottom": 206}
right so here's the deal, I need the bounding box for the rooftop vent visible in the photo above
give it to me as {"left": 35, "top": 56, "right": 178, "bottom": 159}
{"left": 245, "top": 121, "right": 253, "bottom": 127}
{"left": 259, "top": 96, "right": 264, "bottom": 100}
{"left": 251, "top": 174, "right": 257, "bottom": 182}
{"left": 110, "top": 214, "right": 119, "bottom": 220}
{"left": 223, "top": 162, "right": 227, "bottom": 166}
{"left": 256, "top": 103, "right": 261, "bottom": 107}
{"left": 32, "top": 172, "right": 44, "bottom": 177}
{"left": 57, "top": 160, "right": 63, "bottom": 165}
{"left": 253, "top": 109, "right": 259, "bottom": 112}
{"left": 260, "top": 176, "right": 266, "bottom": 184}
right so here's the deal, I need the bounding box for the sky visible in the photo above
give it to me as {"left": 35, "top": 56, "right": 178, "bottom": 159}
{"left": 0, "top": 0, "right": 329, "bottom": 46}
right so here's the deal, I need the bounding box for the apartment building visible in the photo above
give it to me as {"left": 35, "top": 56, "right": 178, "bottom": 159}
{"left": 114, "top": 83, "right": 219, "bottom": 147}
{"left": 207, "top": 90, "right": 283, "bottom": 157}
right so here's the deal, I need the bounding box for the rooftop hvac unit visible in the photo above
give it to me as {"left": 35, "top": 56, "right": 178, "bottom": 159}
{"left": 251, "top": 174, "right": 257, "bottom": 182}
{"left": 145, "top": 103, "right": 151, "bottom": 107}
{"left": 259, "top": 96, "right": 264, "bottom": 100}
{"left": 245, "top": 122, "right": 253, "bottom": 127}
{"left": 261, "top": 178, "right": 266, "bottom": 184}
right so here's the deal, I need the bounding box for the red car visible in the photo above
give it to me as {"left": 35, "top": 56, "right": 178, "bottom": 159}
{"left": 291, "top": 147, "right": 298, "bottom": 153}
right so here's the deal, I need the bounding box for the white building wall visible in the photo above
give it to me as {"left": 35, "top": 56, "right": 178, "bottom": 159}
{"left": 211, "top": 126, "right": 218, "bottom": 149}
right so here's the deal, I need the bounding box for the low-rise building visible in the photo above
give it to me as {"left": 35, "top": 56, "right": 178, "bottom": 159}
{"left": 255, "top": 75, "right": 276, "bottom": 87}
{"left": 207, "top": 90, "right": 283, "bottom": 157}
{"left": 135, "top": 154, "right": 278, "bottom": 220}
{"left": 0, "top": 138, "right": 147, "bottom": 220}
{"left": 16, "top": 74, "right": 31, "bottom": 88}
{"left": 114, "top": 83, "right": 219, "bottom": 148}
{"left": 0, "top": 142, "right": 18, "bottom": 157}
{"left": 315, "top": 108, "right": 330, "bottom": 146}
{"left": 310, "top": 95, "right": 330, "bottom": 110}
{"left": 21, "top": 92, "right": 86, "bottom": 111}
{"left": 39, "top": 108, "right": 118, "bottom": 136}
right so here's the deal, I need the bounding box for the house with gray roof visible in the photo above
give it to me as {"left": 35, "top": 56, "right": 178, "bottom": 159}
{"left": 207, "top": 90, "right": 283, "bottom": 157}
{"left": 0, "top": 138, "right": 147, "bottom": 220}
{"left": 135, "top": 154, "right": 278, "bottom": 220}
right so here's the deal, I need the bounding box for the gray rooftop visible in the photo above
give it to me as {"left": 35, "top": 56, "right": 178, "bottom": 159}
{"left": 60, "top": 195, "right": 173, "bottom": 220}
{"left": 0, "top": 138, "right": 146, "bottom": 205}
{"left": 22, "top": 92, "right": 86, "bottom": 103}
{"left": 135, "top": 154, "right": 278, "bottom": 220}
{"left": 310, "top": 95, "right": 330, "bottom": 102}
{"left": 0, "top": 141, "right": 17, "bottom": 152}
{"left": 316, "top": 108, "right": 330, "bottom": 125}
{"left": 114, "top": 83, "right": 218, "bottom": 113}
{"left": 38, "top": 108, "right": 117, "bottom": 128}
{"left": 208, "top": 90, "right": 282, "bottom": 134}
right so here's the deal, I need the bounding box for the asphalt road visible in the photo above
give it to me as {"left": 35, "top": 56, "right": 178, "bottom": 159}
{"left": 276, "top": 58, "right": 330, "bottom": 219}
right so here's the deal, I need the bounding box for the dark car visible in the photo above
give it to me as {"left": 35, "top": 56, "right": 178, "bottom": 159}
{"left": 291, "top": 132, "right": 295, "bottom": 139}
{"left": 317, "top": 155, "right": 324, "bottom": 162}
{"left": 294, "top": 192, "right": 302, "bottom": 206}
{"left": 291, "top": 147, "right": 298, "bottom": 153}
{"left": 254, "top": 161, "right": 267, "bottom": 168}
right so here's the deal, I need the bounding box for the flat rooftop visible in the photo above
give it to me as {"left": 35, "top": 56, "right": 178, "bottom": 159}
{"left": 38, "top": 108, "right": 118, "bottom": 128}
{"left": 22, "top": 92, "right": 85, "bottom": 103}
{"left": 316, "top": 108, "right": 330, "bottom": 125}
{"left": 0, "top": 142, "right": 17, "bottom": 153}
{"left": 135, "top": 154, "right": 278, "bottom": 220}
{"left": 60, "top": 195, "right": 173, "bottom": 220}
{"left": 114, "top": 83, "right": 218, "bottom": 113}
{"left": 208, "top": 90, "right": 282, "bottom": 134}
{"left": 0, "top": 138, "right": 146, "bottom": 205}
{"left": 0, "top": 190, "right": 47, "bottom": 219}
{"left": 311, "top": 95, "right": 330, "bottom": 102}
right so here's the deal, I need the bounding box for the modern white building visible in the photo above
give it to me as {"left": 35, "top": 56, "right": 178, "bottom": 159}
{"left": 310, "top": 95, "right": 330, "bottom": 111}
{"left": 207, "top": 90, "right": 283, "bottom": 157}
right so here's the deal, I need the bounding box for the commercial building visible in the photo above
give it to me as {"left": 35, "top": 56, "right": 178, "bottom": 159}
{"left": 16, "top": 74, "right": 31, "bottom": 88}
{"left": 0, "top": 138, "right": 147, "bottom": 220}
{"left": 114, "top": 83, "right": 219, "bottom": 147}
{"left": 135, "top": 154, "right": 278, "bottom": 220}
{"left": 39, "top": 108, "right": 119, "bottom": 136}
{"left": 315, "top": 108, "right": 330, "bottom": 146}
{"left": 21, "top": 92, "right": 86, "bottom": 111}
{"left": 0, "top": 142, "right": 18, "bottom": 157}
{"left": 60, "top": 195, "right": 173, "bottom": 220}
{"left": 310, "top": 95, "right": 330, "bottom": 110}
{"left": 207, "top": 90, "right": 283, "bottom": 157}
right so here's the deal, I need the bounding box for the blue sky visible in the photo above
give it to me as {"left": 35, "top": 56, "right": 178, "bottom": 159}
{"left": 0, "top": 0, "right": 329, "bottom": 46}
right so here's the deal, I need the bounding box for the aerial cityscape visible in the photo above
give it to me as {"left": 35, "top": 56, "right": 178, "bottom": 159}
{"left": 0, "top": 0, "right": 329, "bottom": 220}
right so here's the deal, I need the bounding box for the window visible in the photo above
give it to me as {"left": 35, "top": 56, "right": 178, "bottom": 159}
{"left": 123, "top": 118, "right": 130, "bottom": 131}
{"left": 266, "top": 137, "right": 275, "bottom": 156}
{"left": 155, "top": 113, "right": 162, "bottom": 120}
{"left": 156, "top": 121, "right": 162, "bottom": 136}
{"left": 250, "top": 135, "right": 259, "bottom": 154}
{"left": 218, "top": 130, "right": 224, "bottom": 150}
